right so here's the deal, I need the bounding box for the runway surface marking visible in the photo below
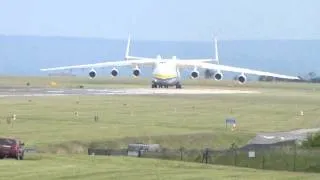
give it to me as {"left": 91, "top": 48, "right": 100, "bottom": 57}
{"left": 0, "top": 87, "right": 261, "bottom": 97}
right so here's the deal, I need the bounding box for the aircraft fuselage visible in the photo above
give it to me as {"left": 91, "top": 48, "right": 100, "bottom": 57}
{"left": 151, "top": 61, "right": 181, "bottom": 88}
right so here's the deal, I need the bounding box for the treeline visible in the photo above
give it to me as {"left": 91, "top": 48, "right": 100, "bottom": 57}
{"left": 302, "top": 132, "right": 320, "bottom": 148}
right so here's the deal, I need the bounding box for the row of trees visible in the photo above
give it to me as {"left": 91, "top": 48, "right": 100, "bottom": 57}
{"left": 302, "top": 132, "right": 320, "bottom": 148}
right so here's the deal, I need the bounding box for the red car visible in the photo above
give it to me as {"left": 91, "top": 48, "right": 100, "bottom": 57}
{"left": 0, "top": 137, "right": 25, "bottom": 160}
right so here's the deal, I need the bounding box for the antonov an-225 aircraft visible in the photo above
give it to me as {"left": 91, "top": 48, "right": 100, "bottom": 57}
{"left": 40, "top": 36, "right": 300, "bottom": 89}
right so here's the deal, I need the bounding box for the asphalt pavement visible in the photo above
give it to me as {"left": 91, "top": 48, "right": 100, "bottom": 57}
{"left": 0, "top": 87, "right": 260, "bottom": 97}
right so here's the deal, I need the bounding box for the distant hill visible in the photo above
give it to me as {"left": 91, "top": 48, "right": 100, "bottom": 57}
{"left": 0, "top": 35, "right": 319, "bottom": 79}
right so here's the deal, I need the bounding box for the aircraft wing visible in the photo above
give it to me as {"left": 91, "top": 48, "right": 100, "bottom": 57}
{"left": 40, "top": 59, "right": 156, "bottom": 71}
{"left": 127, "top": 55, "right": 217, "bottom": 63}
{"left": 176, "top": 58, "right": 218, "bottom": 63}
{"left": 176, "top": 61, "right": 300, "bottom": 80}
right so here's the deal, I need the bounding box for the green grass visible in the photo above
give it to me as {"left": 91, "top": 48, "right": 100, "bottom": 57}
{"left": 0, "top": 95, "right": 254, "bottom": 149}
{"left": 1, "top": 91, "right": 320, "bottom": 151}
{"left": 0, "top": 76, "right": 320, "bottom": 179}
{"left": 212, "top": 149, "right": 320, "bottom": 172}
{"left": 0, "top": 154, "right": 318, "bottom": 180}
{"left": 0, "top": 77, "right": 319, "bottom": 150}
{"left": 143, "top": 147, "right": 320, "bottom": 173}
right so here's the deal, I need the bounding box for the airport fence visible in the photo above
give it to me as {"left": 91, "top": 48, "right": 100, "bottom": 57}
{"left": 88, "top": 142, "right": 320, "bottom": 173}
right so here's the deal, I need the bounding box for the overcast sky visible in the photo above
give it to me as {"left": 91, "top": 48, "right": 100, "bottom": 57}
{"left": 1, "top": 0, "right": 320, "bottom": 41}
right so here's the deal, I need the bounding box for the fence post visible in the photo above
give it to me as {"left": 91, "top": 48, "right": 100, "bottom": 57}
{"left": 293, "top": 143, "right": 296, "bottom": 171}
{"left": 262, "top": 154, "right": 265, "bottom": 169}
{"left": 205, "top": 148, "right": 209, "bottom": 164}
{"left": 234, "top": 150, "right": 237, "bottom": 166}
{"left": 179, "top": 146, "right": 184, "bottom": 161}
{"left": 231, "top": 143, "right": 237, "bottom": 166}
{"left": 201, "top": 149, "right": 204, "bottom": 163}
{"left": 201, "top": 148, "right": 209, "bottom": 164}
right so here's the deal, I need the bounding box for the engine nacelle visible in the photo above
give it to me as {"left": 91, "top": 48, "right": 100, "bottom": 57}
{"left": 213, "top": 71, "right": 223, "bottom": 81}
{"left": 110, "top": 68, "right": 119, "bottom": 77}
{"left": 190, "top": 70, "right": 200, "bottom": 79}
{"left": 132, "top": 67, "right": 141, "bottom": 77}
{"left": 89, "top": 69, "right": 97, "bottom": 79}
{"left": 236, "top": 74, "right": 247, "bottom": 84}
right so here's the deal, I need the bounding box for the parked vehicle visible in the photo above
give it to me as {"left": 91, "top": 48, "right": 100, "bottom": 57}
{"left": 0, "top": 137, "right": 25, "bottom": 160}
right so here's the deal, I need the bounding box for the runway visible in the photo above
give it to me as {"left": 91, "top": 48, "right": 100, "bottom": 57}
{"left": 0, "top": 87, "right": 260, "bottom": 97}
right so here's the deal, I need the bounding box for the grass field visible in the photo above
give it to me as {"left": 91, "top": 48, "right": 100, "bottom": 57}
{"left": 1, "top": 154, "right": 319, "bottom": 180}
{"left": 2, "top": 90, "right": 320, "bottom": 150}
{"left": 0, "top": 76, "right": 320, "bottom": 179}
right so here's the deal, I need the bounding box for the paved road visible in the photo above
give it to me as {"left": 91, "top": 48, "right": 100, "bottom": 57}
{"left": 247, "top": 128, "right": 320, "bottom": 145}
{"left": 0, "top": 87, "right": 130, "bottom": 97}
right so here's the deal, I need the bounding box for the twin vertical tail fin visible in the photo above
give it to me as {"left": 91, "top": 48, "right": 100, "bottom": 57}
{"left": 124, "top": 34, "right": 147, "bottom": 60}
{"left": 214, "top": 37, "right": 220, "bottom": 64}
{"left": 124, "top": 34, "right": 131, "bottom": 60}
{"left": 125, "top": 34, "right": 220, "bottom": 64}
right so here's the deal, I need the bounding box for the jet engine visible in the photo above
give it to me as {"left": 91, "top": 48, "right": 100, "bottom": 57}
{"left": 190, "top": 69, "right": 200, "bottom": 79}
{"left": 132, "top": 67, "right": 141, "bottom": 77}
{"left": 213, "top": 70, "right": 223, "bottom": 81}
{"left": 110, "top": 68, "right": 119, "bottom": 77}
{"left": 89, "top": 69, "right": 97, "bottom": 79}
{"left": 236, "top": 73, "right": 247, "bottom": 84}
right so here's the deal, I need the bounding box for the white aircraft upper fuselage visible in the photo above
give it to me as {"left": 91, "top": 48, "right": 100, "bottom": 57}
{"left": 152, "top": 61, "right": 180, "bottom": 80}
{"left": 148, "top": 57, "right": 187, "bottom": 88}
{"left": 124, "top": 53, "right": 214, "bottom": 88}
{"left": 40, "top": 35, "right": 300, "bottom": 89}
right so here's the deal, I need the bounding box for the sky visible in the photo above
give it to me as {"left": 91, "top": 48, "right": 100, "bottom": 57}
{"left": 0, "top": 0, "right": 320, "bottom": 41}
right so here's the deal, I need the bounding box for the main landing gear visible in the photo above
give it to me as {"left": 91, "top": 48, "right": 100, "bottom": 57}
{"left": 151, "top": 83, "right": 182, "bottom": 89}
{"left": 151, "top": 84, "right": 168, "bottom": 88}
{"left": 175, "top": 83, "right": 182, "bottom": 89}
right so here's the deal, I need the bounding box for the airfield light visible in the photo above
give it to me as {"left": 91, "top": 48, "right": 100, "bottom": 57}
{"left": 232, "top": 123, "right": 237, "bottom": 131}
{"left": 50, "top": 81, "right": 57, "bottom": 87}
{"left": 300, "top": 110, "right": 304, "bottom": 116}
